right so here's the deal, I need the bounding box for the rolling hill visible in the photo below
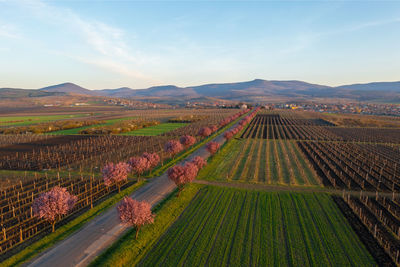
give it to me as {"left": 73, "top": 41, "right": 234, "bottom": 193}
{"left": 2, "top": 79, "right": 400, "bottom": 103}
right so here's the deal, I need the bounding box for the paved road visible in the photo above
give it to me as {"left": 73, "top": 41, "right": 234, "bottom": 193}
{"left": 26, "top": 123, "right": 233, "bottom": 267}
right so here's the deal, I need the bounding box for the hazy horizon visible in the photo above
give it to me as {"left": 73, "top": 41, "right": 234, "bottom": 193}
{"left": 1, "top": 0, "right": 399, "bottom": 89}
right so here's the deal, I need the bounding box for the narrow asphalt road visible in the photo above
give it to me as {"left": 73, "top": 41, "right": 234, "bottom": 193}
{"left": 26, "top": 121, "right": 235, "bottom": 267}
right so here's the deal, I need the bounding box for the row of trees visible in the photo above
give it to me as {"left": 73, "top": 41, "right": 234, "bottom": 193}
{"left": 29, "top": 109, "right": 251, "bottom": 238}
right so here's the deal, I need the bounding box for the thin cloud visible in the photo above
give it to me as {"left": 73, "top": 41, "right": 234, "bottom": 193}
{"left": 17, "top": 0, "right": 151, "bottom": 81}
{"left": 0, "top": 23, "right": 20, "bottom": 39}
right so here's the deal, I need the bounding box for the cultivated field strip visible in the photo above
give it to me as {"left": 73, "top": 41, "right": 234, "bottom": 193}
{"left": 139, "top": 186, "right": 375, "bottom": 266}
{"left": 198, "top": 139, "right": 320, "bottom": 186}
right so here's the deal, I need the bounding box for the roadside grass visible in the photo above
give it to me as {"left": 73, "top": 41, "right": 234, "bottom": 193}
{"left": 89, "top": 184, "right": 203, "bottom": 267}
{"left": 0, "top": 114, "right": 89, "bottom": 127}
{"left": 139, "top": 185, "right": 375, "bottom": 266}
{"left": 48, "top": 116, "right": 137, "bottom": 135}
{"left": 120, "top": 123, "right": 187, "bottom": 136}
{"left": 2, "top": 181, "right": 145, "bottom": 267}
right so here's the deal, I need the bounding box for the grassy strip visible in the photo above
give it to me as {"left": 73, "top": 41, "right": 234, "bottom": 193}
{"left": 89, "top": 184, "right": 203, "bottom": 267}
{"left": 0, "top": 114, "right": 89, "bottom": 126}
{"left": 2, "top": 181, "right": 145, "bottom": 267}
{"left": 121, "top": 123, "right": 187, "bottom": 136}
{"left": 139, "top": 186, "right": 376, "bottom": 266}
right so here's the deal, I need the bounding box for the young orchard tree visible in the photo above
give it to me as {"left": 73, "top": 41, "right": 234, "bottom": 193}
{"left": 210, "top": 125, "right": 218, "bottom": 133}
{"left": 191, "top": 156, "right": 207, "bottom": 170}
{"left": 142, "top": 152, "right": 160, "bottom": 174}
{"left": 183, "top": 162, "right": 199, "bottom": 182}
{"left": 128, "top": 156, "right": 150, "bottom": 179}
{"left": 102, "top": 162, "right": 131, "bottom": 192}
{"left": 167, "top": 163, "right": 198, "bottom": 196}
{"left": 32, "top": 186, "right": 77, "bottom": 232}
{"left": 117, "top": 197, "right": 154, "bottom": 239}
{"left": 164, "top": 140, "right": 184, "bottom": 158}
{"left": 167, "top": 165, "right": 186, "bottom": 196}
{"left": 180, "top": 135, "right": 196, "bottom": 148}
{"left": 224, "top": 131, "right": 234, "bottom": 140}
{"left": 206, "top": 141, "right": 220, "bottom": 155}
{"left": 198, "top": 127, "right": 212, "bottom": 137}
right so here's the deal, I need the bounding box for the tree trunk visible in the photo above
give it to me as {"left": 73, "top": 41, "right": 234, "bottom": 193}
{"left": 136, "top": 226, "right": 141, "bottom": 239}
{"left": 52, "top": 221, "right": 55, "bottom": 232}
{"left": 177, "top": 187, "right": 182, "bottom": 197}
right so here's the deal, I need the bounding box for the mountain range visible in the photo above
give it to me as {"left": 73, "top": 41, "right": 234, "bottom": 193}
{"left": 2, "top": 79, "right": 400, "bottom": 103}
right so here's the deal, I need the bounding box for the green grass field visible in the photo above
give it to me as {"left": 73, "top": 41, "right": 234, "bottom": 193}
{"left": 121, "top": 123, "right": 187, "bottom": 136}
{"left": 197, "top": 138, "right": 320, "bottom": 186}
{"left": 139, "top": 186, "right": 375, "bottom": 267}
{"left": 0, "top": 114, "right": 90, "bottom": 126}
{"left": 49, "top": 117, "right": 137, "bottom": 135}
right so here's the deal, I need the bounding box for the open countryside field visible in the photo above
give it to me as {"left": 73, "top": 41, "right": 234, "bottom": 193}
{"left": 121, "top": 123, "right": 187, "bottom": 136}
{"left": 139, "top": 186, "right": 375, "bottom": 266}
{"left": 0, "top": 114, "right": 91, "bottom": 126}
{"left": 198, "top": 138, "right": 320, "bottom": 186}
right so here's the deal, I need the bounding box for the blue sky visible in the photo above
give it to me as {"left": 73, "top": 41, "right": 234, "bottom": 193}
{"left": 0, "top": 0, "right": 399, "bottom": 89}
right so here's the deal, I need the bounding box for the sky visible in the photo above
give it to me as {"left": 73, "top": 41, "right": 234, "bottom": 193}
{"left": 0, "top": 0, "right": 399, "bottom": 89}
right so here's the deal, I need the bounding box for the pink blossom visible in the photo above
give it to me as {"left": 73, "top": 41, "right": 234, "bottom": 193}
{"left": 142, "top": 152, "right": 160, "bottom": 169}
{"left": 206, "top": 141, "right": 220, "bottom": 155}
{"left": 191, "top": 156, "right": 207, "bottom": 169}
{"left": 164, "top": 140, "right": 184, "bottom": 157}
{"left": 128, "top": 156, "right": 150, "bottom": 177}
{"left": 32, "top": 186, "right": 77, "bottom": 232}
{"left": 224, "top": 131, "right": 234, "bottom": 140}
{"left": 210, "top": 125, "right": 218, "bottom": 133}
{"left": 198, "top": 127, "right": 212, "bottom": 137}
{"left": 117, "top": 197, "right": 154, "bottom": 239}
{"left": 180, "top": 135, "right": 196, "bottom": 147}
{"left": 102, "top": 162, "right": 130, "bottom": 192}
{"left": 183, "top": 162, "right": 198, "bottom": 182}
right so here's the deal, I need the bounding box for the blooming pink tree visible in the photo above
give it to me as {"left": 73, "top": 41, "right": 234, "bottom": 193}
{"left": 180, "top": 135, "right": 196, "bottom": 147}
{"left": 206, "top": 141, "right": 220, "bottom": 155}
{"left": 164, "top": 140, "right": 184, "bottom": 158}
{"left": 210, "top": 125, "right": 218, "bottom": 133}
{"left": 183, "top": 162, "right": 198, "bottom": 182}
{"left": 191, "top": 156, "right": 207, "bottom": 170}
{"left": 224, "top": 131, "right": 234, "bottom": 140}
{"left": 142, "top": 152, "right": 160, "bottom": 173}
{"left": 128, "top": 156, "right": 150, "bottom": 179}
{"left": 32, "top": 186, "right": 77, "bottom": 232}
{"left": 117, "top": 197, "right": 154, "bottom": 239}
{"left": 102, "top": 162, "right": 131, "bottom": 192}
{"left": 167, "top": 163, "right": 199, "bottom": 196}
{"left": 198, "top": 127, "right": 212, "bottom": 137}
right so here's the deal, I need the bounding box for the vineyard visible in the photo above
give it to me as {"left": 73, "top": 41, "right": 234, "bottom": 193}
{"left": 139, "top": 186, "right": 375, "bottom": 266}
{"left": 0, "top": 173, "right": 129, "bottom": 254}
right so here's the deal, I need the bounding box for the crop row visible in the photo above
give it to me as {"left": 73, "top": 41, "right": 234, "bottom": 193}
{"left": 139, "top": 186, "right": 375, "bottom": 266}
